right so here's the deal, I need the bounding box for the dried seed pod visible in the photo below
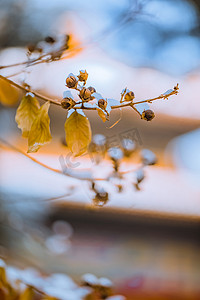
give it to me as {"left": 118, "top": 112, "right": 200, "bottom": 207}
{"left": 108, "top": 147, "right": 123, "bottom": 173}
{"left": 174, "top": 83, "right": 179, "bottom": 91}
{"left": 121, "top": 138, "right": 136, "bottom": 157}
{"left": 88, "top": 86, "right": 96, "bottom": 94}
{"left": 79, "top": 87, "right": 92, "bottom": 101}
{"left": 108, "top": 147, "right": 123, "bottom": 162}
{"left": 141, "top": 109, "right": 155, "bottom": 121}
{"left": 141, "top": 149, "right": 157, "bottom": 165}
{"left": 98, "top": 98, "right": 107, "bottom": 110}
{"left": 124, "top": 91, "right": 135, "bottom": 101}
{"left": 35, "top": 46, "right": 43, "bottom": 53}
{"left": 93, "top": 134, "right": 106, "bottom": 147}
{"left": 27, "top": 43, "right": 36, "bottom": 53}
{"left": 61, "top": 98, "right": 76, "bottom": 109}
{"left": 77, "top": 70, "right": 88, "bottom": 83}
{"left": 93, "top": 189, "right": 109, "bottom": 207}
{"left": 45, "top": 36, "right": 56, "bottom": 44}
{"left": 116, "top": 184, "right": 123, "bottom": 193}
{"left": 82, "top": 273, "right": 98, "bottom": 287}
{"left": 82, "top": 274, "right": 113, "bottom": 299}
{"left": 136, "top": 168, "right": 145, "bottom": 184}
{"left": 89, "top": 134, "right": 106, "bottom": 153}
{"left": 65, "top": 75, "right": 78, "bottom": 88}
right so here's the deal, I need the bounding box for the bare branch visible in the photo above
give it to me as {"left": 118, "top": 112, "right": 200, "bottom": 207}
{"left": 0, "top": 75, "right": 179, "bottom": 114}
{"left": 0, "top": 75, "right": 61, "bottom": 106}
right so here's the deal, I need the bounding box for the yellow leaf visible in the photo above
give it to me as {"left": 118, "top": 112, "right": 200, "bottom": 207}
{"left": 97, "top": 108, "right": 106, "bottom": 122}
{"left": 28, "top": 101, "right": 52, "bottom": 153}
{"left": 15, "top": 93, "right": 40, "bottom": 137}
{"left": 65, "top": 111, "right": 91, "bottom": 156}
{"left": 0, "top": 77, "right": 19, "bottom": 106}
{"left": 0, "top": 266, "right": 7, "bottom": 286}
{"left": 19, "top": 286, "right": 34, "bottom": 300}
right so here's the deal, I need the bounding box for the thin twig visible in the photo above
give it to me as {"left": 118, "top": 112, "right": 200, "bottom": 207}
{"left": 0, "top": 75, "right": 61, "bottom": 106}
{"left": 6, "top": 71, "right": 25, "bottom": 78}
{"left": 129, "top": 103, "right": 142, "bottom": 117}
{"left": 0, "top": 138, "right": 104, "bottom": 182}
{"left": 0, "top": 3, "right": 137, "bottom": 72}
{"left": 0, "top": 46, "right": 67, "bottom": 70}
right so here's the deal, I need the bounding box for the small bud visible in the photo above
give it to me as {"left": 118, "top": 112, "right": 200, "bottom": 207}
{"left": 66, "top": 75, "right": 78, "bottom": 88}
{"left": 174, "top": 83, "right": 179, "bottom": 91}
{"left": 61, "top": 98, "right": 76, "bottom": 109}
{"left": 116, "top": 184, "right": 123, "bottom": 193}
{"left": 45, "top": 36, "right": 56, "bottom": 44}
{"left": 79, "top": 87, "right": 91, "bottom": 101}
{"left": 124, "top": 91, "right": 135, "bottom": 101}
{"left": 141, "top": 109, "right": 155, "bottom": 121}
{"left": 98, "top": 98, "right": 107, "bottom": 110}
{"left": 77, "top": 70, "right": 88, "bottom": 83}
{"left": 88, "top": 86, "right": 96, "bottom": 94}
{"left": 27, "top": 43, "right": 35, "bottom": 53}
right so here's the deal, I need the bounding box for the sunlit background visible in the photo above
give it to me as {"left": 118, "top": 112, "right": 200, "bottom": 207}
{"left": 0, "top": 0, "right": 200, "bottom": 299}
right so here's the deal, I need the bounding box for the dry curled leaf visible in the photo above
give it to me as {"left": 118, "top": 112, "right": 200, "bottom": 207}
{"left": 65, "top": 110, "right": 91, "bottom": 156}
{"left": 15, "top": 93, "right": 40, "bottom": 137}
{"left": 0, "top": 77, "right": 19, "bottom": 106}
{"left": 97, "top": 108, "right": 107, "bottom": 123}
{"left": 28, "top": 101, "right": 52, "bottom": 153}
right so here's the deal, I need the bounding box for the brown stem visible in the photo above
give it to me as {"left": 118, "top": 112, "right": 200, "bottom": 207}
{"left": 129, "top": 103, "right": 142, "bottom": 117}
{"left": 0, "top": 138, "right": 104, "bottom": 182}
{"left": 0, "top": 75, "right": 61, "bottom": 106}
{"left": 0, "top": 46, "right": 67, "bottom": 70}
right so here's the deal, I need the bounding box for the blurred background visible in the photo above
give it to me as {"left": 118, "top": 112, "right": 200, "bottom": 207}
{"left": 0, "top": 0, "right": 200, "bottom": 299}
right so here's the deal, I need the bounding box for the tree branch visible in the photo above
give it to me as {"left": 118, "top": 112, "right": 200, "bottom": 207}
{"left": 0, "top": 138, "right": 105, "bottom": 182}
{"left": 0, "top": 74, "right": 179, "bottom": 112}
{"left": 0, "top": 75, "right": 61, "bottom": 106}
